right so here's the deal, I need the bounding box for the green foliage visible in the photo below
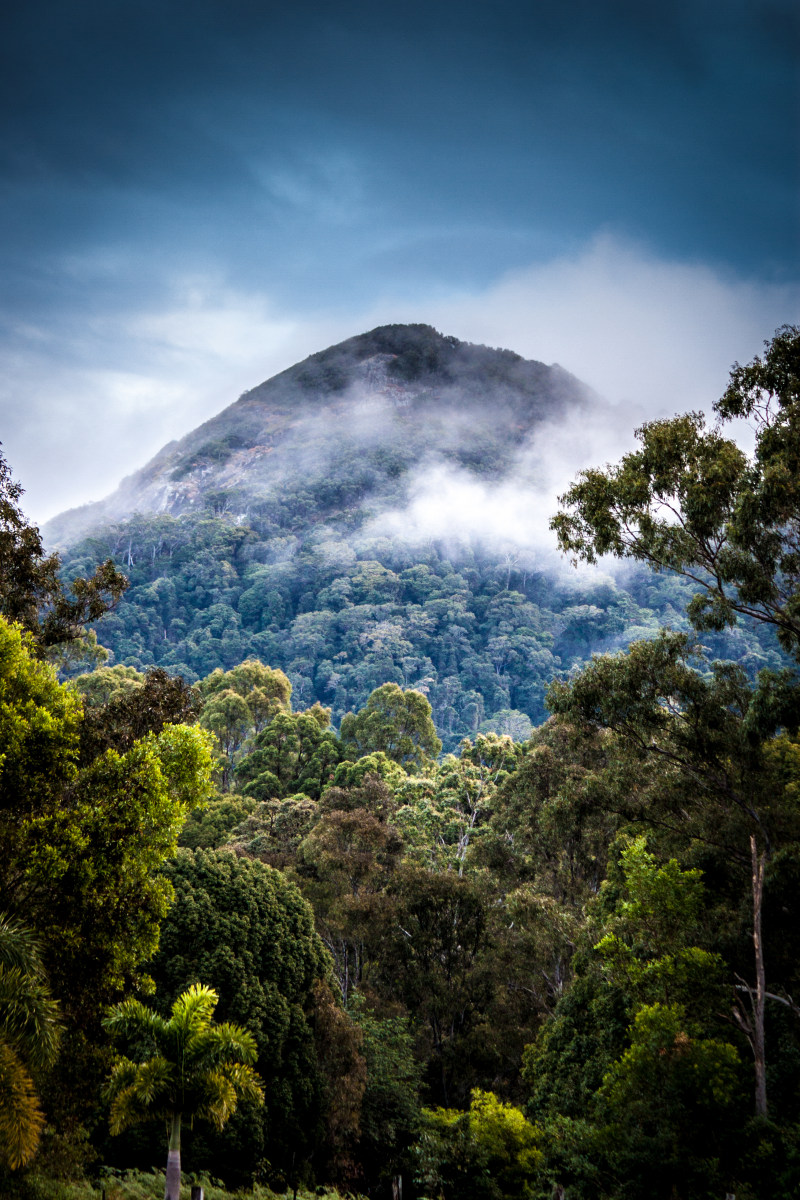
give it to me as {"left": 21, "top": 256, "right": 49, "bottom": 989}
{"left": 553, "top": 325, "right": 800, "bottom": 660}
{"left": 7, "top": 1169, "right": 365, "bottom": 1200}
{"left": 340, "top": 683, "right": 442, "bottom": 771}
{"left": 198, "top": 660, "right": 292, "bottom": 788}
{"left": 415, "top": 1089, "right": 541, "bottom": 1200}
{"left": 72, "top": 664, "right": 145, "bottom": 706}
{"left": 348, "top": 997, "right": 421, "bottom": 1186}
{"left": 236, "top": 705, "right": 341, "bottom": 800}
{"left": 104, "top": 983, "right": 263, "bottom": 1133}
{"left": 592, "top": 837, "right": 729, "bottom": 1040}
{"left": 77, "top": 665, "right": 201, "bottom": 765}
{"left": 331, "top": 750, "right": 406, "bottom": 791}
{"left": 0, "top": 448, "right": 126, "bottom": 655}
{"left": 179, "top": 793, "right": 257, "bottom": 850}
{"left": 105, "top": 983, "right": 264, "bottom": 1200}
{"left": 61, "top": 504, "right": 788, "bottom": 756}
{"left": 0, "top": 618, "right": 215, "bottom": 1020}
{"left": 144, "top": 850, "right": 331, "bottom": 1187}
{"left": 0, "top": 917, "right": 61, "bottom": 1170}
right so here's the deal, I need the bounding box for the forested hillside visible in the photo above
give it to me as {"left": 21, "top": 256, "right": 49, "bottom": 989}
{"left": 50, "top": 324, "right": 788, "bottom": 750}
{"left": 60, "top": 513, "right": 786, "bottom": 753}
{"left": 3, "top": 326, "right": 800, "bottom": 1200}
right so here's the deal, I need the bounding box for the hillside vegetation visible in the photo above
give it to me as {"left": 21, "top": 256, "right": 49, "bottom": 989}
{"left": 2, "top": 326, "right": 800, "bottom": 1200}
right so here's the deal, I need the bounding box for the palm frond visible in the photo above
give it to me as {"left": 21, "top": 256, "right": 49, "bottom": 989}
{"left": 104, "top": 997, "right": 168, "bottom": 1047}
{"left": 106, "top": 1056, "right": 173, "bottom": 1133}
{"left": 0, "top": 1039, "right": 44, "bottom": 1169}
{"left": 0, "top": 915, "right": 48, "bottom": 978}
{"left": 104, "top": 982, "right": 260, "bottom": 1146}
{"left": 186, "top": 1022, "right": 258, "bottom": 1069}
{"left": 197, "top": 1068, "right": 238, "bottom": 1130}
{"left": 219, "top": 1061, "right": 265, "bottom": 1107}
{"left": 170, "top": 983, "right": 218, "bottom": 1033}
{"left": 0, "top": 963, "right": 61, "bottom": 1070}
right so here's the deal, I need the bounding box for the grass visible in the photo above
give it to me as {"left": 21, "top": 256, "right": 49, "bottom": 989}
{"left": 14, "top": 1170, "right": 366, "bottom": 1200}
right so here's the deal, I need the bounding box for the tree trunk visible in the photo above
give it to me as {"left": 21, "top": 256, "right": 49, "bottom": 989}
{"left": 751, "top": 835, "right": 767, "bottom": 1118}
{"left": 165, "top": 1110, "right": 182, "bottom": 1200}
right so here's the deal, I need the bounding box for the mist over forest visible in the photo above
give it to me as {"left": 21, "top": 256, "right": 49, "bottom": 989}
{"left": 2, "top": 0, "right": 797, "bottom": 1194}
{"left": 46, "top": 325, "right": 789, "bottom": 750}
{"left": 4, "top": 322, "right": 800, "bottom": 1200}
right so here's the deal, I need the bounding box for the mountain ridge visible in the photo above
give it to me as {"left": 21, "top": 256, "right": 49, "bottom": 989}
{"left": 44, "top": 323, "right": 593, "bottom": 548}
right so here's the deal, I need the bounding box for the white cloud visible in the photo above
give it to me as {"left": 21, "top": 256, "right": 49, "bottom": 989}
{"left": 2, "top": 235, "right": 796, "bottom": 526}
{"left": 423, "top": 234, "right": 798, "bottom": 418}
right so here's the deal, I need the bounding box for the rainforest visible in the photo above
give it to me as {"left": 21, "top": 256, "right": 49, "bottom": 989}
{"left": 2, "top": 324, "right": 800, "bottom": 1200}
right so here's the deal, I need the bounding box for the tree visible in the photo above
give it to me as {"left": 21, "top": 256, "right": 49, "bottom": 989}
{"left": 340, "top": 683, "right": 442, "bottom": 772}
{"left": 235, "top": 704, "right": 342, "bottom": 800}
{"left": 522, "top": 838, "right": 744, "bottom": 1200}
{"left": 383, "top": 867, "right": 495, "bottom": 1106}
{"left": 0, "top": 916, "right": 61, "bottom": 1170}
{"left": 73, "top": 663, "right": 145, "bottom": 707}
{"left": 104, "top": 983, "right": 264, "bottom": 1200}
{"left": 349, "top": 997, "right": 422, "bottom": 1192}
{"left": 147, "top": 849, "right": 333, "bottom": 1188}
{"left": 78, "top": 665, "right": 200, "bottom": 765}
{"left": 0, "top": 612, "right": 216, "bottom": 1138}
{"left": 546, "top": 630, "right": 800, "bottom": 1118}
{"left": 298, "top": 778, "right": 403, "bottom": 1004}
{"left": 198, "top": 660, "right": 292, "bottom": 788}
{"left": 414, "top": 1088, "right": 541, "bottom": 1200}
{"left": 552, "top": 325, "right": 800, "bottom": 660}
{"left": 548, "top": 328, "right": 800, "bottom": 1121}
{"left": 0, "top": 446, "right": 127, "bottom": 654}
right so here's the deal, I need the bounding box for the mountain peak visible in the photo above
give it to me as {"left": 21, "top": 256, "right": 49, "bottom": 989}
{"left": 44, "top": 325, "right": 591, "bottom": 548}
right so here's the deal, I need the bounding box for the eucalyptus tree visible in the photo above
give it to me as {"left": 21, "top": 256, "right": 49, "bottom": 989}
{"left": 104, "top": 983, "right": 263, "bottom": 1200}
{"left": 552, "top": 324, "right": 800, "bottom": 660}
{"left": 340, "top": 683, "right": 442, "bottom": 772}
{"left": 549, "top": 327, "right": 800, "bottom": 1119}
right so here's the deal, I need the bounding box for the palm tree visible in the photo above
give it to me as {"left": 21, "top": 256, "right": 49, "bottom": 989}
{"left": 104, "top": 983, "right": 264, "bottom": 1200}
{"left": 0, "top": 914, "right": 62, "bottom": 1169}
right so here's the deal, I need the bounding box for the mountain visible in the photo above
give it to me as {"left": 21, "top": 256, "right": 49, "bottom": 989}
{"left": 49, "top": 324, "right": 787, "bottom": 750}
{"left": 44, "top": 323, "right": 592, "bottom": 546}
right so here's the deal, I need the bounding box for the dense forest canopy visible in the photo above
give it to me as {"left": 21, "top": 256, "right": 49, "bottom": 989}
{"left": 2, "top": 325, "right": 800, "bottom": 1200}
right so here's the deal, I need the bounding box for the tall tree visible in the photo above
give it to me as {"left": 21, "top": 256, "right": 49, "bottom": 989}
{"left": 148, "top": 849, "right": 336, "bottom": 1188}
{"left": 547, "top": 634, "right": 800, "bottom": 1117}
{"left": 104, "top": 983, "right": 264, "bottom": 1200}
{"left": 552, "top": 325, "right": 800, "bottom": 660}
{"left": 340, "top": 683, "right": 442, "bottom": 772}
{"left": 549, "top": 327, "right": 800, "bottom": 1119}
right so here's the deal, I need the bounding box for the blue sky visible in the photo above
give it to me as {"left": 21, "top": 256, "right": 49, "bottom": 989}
{"left": 1, "top": 0, "right": 798, "bottom": 521}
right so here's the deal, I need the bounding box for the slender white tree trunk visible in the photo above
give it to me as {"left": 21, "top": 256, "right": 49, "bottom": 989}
{"left": 751, "top": 835, "right": 767, "bottom": 1117}
{"left": 165, "top": 1110, "right": 181, "bottom": 1200}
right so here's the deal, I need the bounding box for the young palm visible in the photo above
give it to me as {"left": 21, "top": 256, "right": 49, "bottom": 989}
{"left": 104, "top": 983, "right": 264, "bottom": 1200}
{"left": 0, "top": 914, "right": 62, "bottom": 1169}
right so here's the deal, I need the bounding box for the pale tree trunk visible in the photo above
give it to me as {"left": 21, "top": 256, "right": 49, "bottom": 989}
{"left": 751, "top": 835, "right": 767, "bottom": 1118}
{"left": 165, "top": 1110, "right": 182, "bottom": 1200}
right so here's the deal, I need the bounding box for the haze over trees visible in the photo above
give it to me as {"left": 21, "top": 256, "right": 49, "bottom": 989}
{"left": 2, "top": 325, "right": 800, "bottom": 1200}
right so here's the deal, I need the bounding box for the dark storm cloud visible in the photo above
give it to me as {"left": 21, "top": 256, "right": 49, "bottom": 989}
{"left": 1, "top": 0, "right": 797, "bottom": 300}
{"left": 0, "top": 0, "right": 797, "bottom": 520}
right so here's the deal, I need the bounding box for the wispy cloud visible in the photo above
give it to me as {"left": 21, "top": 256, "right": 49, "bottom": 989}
{"left": 4, "top": 235, "right": 796, "bottom": 526}
{"left": 425, "top": 234, "right": 798, "bottom": 417}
